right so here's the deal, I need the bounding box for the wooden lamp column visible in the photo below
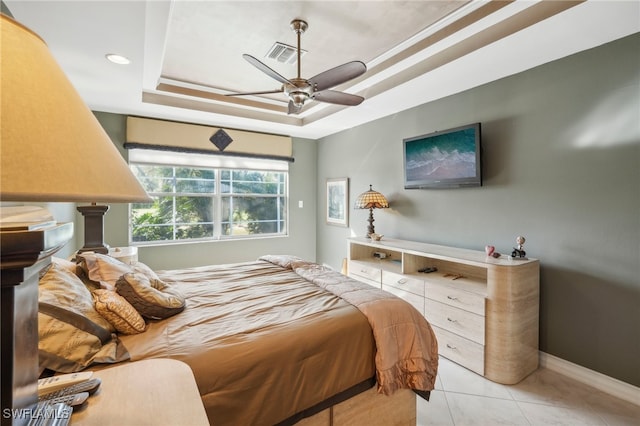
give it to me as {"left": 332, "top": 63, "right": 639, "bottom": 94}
{"left": 1, "top": 224, "right": 73, "bottom": 425}
{"left": 77, "top": 204, "right": 110, "bottom": 254}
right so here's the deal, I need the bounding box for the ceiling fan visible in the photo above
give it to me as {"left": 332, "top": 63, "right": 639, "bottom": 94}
{"left": 226, "top": 19, "right": 367, "bottom": 115}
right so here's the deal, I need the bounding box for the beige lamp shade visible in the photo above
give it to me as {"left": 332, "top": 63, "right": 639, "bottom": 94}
{"left": 0, "top": 15, "right": 150, "bottom": 203}
{"left": 354, "top": 185, "right": 389, "bottom": 209}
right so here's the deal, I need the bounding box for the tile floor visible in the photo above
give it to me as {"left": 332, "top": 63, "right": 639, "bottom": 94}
{"left": 417, "top": 357, "right": 640, "bottom": 426}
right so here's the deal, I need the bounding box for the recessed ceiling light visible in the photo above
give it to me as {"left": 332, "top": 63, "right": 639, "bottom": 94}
{"left": 105, "top": 54, "right": 130, "bottom": 65}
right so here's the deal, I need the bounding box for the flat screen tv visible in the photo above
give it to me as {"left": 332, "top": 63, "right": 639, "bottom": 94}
{"left": 403, "top": 123, "right": 482, "bottom": 189}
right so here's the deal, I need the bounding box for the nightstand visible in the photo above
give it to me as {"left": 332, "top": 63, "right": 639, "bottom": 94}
{"left": 70, "top": 359, "right": 209, "bottom": 425}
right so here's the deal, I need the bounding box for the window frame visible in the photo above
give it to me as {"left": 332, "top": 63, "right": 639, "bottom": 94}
{"left": 127, "top": 150, "right": 289, "bottom": 246}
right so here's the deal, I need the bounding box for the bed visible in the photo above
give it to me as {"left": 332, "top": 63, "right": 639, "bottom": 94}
{"left": 38, "top": 254, "right": 439, "bottom": 425}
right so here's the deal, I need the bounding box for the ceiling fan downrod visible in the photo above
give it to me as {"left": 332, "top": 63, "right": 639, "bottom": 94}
{"left": 290, "top": 19, "right": 308, "bottom": 80}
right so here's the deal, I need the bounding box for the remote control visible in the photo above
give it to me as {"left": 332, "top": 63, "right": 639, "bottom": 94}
{"left": 37, "top": 371, "right": 93, "bottom": 395}
{"left": 418, "top": 266, "right": 437, "bottom": 273}
{"left": 39, "top": 378, "right": 101, "bottom": 400}
{"left": 47, "top": 392, "right": 88, "bottom": 407}
{"left": 40, "top": 392, "right": 89, "bottom": 407}
{"left": 26, "top": 403, "right": 72, "bottom": 426}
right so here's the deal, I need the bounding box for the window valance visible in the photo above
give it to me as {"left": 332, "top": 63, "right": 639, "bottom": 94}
{"left": 125, "top": 116, "right": 293, "bottom": 162}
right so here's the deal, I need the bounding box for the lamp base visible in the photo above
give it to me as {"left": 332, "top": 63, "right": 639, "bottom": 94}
{"left": 366, "top": 207, "right": 375, "bottom": 238}
{"left": 1, "top": 224, "right": 73, "bottom": 426}
{"left": 1, "top": 267, "right": 40, "bottom": 426}
{"left": 77, "top": 204, "right": 110, "bottom": 254}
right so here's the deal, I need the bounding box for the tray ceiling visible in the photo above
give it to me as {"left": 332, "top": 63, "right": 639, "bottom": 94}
{"left": 5, "top": 1, "right": 639, "bottom": 139}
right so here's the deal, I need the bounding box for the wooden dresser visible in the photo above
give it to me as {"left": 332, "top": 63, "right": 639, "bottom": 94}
{"left": 347, "top": 237, "right": 540, "bottom": 384}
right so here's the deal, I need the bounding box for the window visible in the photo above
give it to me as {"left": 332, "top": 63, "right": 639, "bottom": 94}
{"left": 220, "top": 170, "right": 286, "bottom": 236}
{"left": 128, "top": 150, "right": 288, "bottom": 244}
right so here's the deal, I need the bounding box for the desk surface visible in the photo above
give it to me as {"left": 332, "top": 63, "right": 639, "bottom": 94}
{"left": 71, "top": 359, "right": 209, "bottom": 426}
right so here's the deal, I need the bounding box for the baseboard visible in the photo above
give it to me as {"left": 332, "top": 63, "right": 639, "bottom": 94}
{"left": 539, "top": 352, "right": 639, "bottom": 406}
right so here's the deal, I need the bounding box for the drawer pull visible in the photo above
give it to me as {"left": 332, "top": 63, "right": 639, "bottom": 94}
{"left": 397, "top": 278, "right": 407, "bottom": 285}
{"left": 447, "top": 317, "right": 457, "bottom": 323}
{"left": 446, "top": 344, "right": 457, "bottom": 350}
{"left": 447, "top": 295, "right": 459, "bottom": 301}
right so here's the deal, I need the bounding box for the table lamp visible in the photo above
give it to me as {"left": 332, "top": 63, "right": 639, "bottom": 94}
{"left": 354, "top": 185, "right": 389, "bottom": 238}
{"left": 0, "top": 14, "right": 150, "bottom": 422}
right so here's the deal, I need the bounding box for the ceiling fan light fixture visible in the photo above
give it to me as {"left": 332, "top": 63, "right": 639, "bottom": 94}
{"left": 284, "top": 79, "right": 313, "bottom": 107}
{"left": 291, "top": 92, "right": 309, "bottom": 107}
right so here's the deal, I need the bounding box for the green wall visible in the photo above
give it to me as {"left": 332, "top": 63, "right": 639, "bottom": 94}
{"left": 316, "top": 34, "right": 640, "bottom": 386}
{"left": 93, "top": 112, "right": 318, "bottom": 270}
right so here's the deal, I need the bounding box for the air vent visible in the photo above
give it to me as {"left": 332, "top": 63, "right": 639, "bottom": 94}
{"left": 265, "top": 42, "right": 306, "bottom": 65}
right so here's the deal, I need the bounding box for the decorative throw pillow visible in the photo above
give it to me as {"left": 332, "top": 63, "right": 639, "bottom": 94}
{"left": 38, "top": 264, "right": 129, "bottom": 372}
{"left": 93, "top": 289, "right": 146, "bottom": 335}
{"left": 115, "top": 272, "right": 186, "bottom": 320}
{"left": 76, "top": 252, "right": 159, "bottom": 290}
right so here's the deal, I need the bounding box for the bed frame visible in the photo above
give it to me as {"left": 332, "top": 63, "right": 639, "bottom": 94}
{"left": 298, "top": 387, "right": 416, "bottom": 426}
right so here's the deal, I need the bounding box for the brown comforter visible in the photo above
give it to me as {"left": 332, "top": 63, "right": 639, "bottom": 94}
{"left": 119, "top": 256, "right": 437, "bottom": 425}
{"left": 289, "top": 259, "right": 439, "bottom": 395}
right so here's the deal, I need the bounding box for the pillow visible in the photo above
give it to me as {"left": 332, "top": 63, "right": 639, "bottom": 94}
{"left": 259, "top": 254, "right": 308, "bottom": 270}
{"left": 76, "top": 252, "right": 159, "bottom": 290}
{"left": 51, "top": 256, "right": 78, "bottom": 274}
{"left": 76, "top": 253, "right": 131, "bottom": 290}
{"left": 130, "top": 260, "right": 160, "bottom": 281}
{"left": 38, "top": 264, "right": 129, "bottom": 372}
{"left": 116, "top": 272, "right": 185, "bottom": 320}
{"left": 93, "top": 289, "right": 146, "bottom": 335}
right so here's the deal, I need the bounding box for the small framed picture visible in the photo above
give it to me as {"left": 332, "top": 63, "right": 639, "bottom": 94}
{"left": 326, "top": 178, "right": 349, "bottom": 227}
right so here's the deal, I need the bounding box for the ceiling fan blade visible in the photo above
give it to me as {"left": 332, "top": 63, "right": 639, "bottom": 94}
{"left": 225, "top": 89, "right": 283, "bottom": 97}
{"left": 309, "top": 61, "right": 367, "bottom": 92}
{"left": 287, "top": 100, "right": 303, "bottom": 115}
{"left": 243, "top": 54, "right": 293, "bottom": 85}
{"left": 313, "top": 90, "right": 364, "bottom": 106}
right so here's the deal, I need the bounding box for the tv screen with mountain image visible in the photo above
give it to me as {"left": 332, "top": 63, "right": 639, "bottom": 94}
{"left": 403, "top": 123, "right": 482, "bottom": 189}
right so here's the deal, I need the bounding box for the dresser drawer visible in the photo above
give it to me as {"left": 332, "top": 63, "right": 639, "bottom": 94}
{"left": 349, "top": 260, "right": 382, "bottom": 288}
{"left": 383, "top": 284, "right": 425, "bottom": 316}
{"left": 425, "top": 281, "right": 485, "bottom": 316}
{"left": 432, "top": 325, "right": 484, "bottom": 376}
{"left": 348, "top": 272, "right": 381, "bottom": 289}
{"left": 382, "top": 271, "right": 424, "bottom": 297}
{"left": 425, "top": 299, "right": 484, "bottom": 344}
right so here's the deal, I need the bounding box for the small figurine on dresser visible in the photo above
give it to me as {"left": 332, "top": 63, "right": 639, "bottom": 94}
{"left": 485, "top": 244, "right": 501, "bottom": 258}
{"left": 510, "top": 235, "right": 527, "bottom": 260}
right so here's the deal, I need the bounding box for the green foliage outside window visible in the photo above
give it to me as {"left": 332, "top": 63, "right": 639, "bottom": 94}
{"left": 130, "top": 164, "right": 286, "bottom": 243}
